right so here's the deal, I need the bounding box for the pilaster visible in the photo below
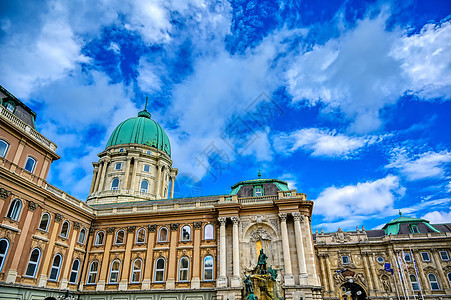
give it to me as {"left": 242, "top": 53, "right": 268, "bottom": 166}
{"left": 217, "top": 217, "right": 227, "bottom": 288}
{"left": 279, "top": 212, "right": 295, "bottom": 286}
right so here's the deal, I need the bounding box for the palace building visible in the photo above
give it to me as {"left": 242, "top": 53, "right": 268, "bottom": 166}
{"left": 0, "top": 84, "right": 450, "bottom": 300}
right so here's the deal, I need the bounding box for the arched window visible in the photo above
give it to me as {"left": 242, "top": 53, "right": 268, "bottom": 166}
{"left": 0, "top": 139, "right": 9, "bottom": 158}
{"left": 69, "top": 259, "right": 80, "bottom": 284}
{"left": 179, "top": 256, "right": 189, "bottom": 282}
{"left": 136, "top": 228, "right": 146, "bottom": 244}
{"left": 204, "top": 224, "right": 214, "bottom": 240}
{"left": 111, "top": 178, "right": 120, "bottom": 190}
{"left": 49, "top": 254, "right": 62, "bottom": 281}
{"left": 24, "top": 156, "right": 37, "bottom": 173}
{"left": 109, "top": 259, "right": 121, "bottom": 283}
{"left": 7, "top": 199, "right": 22, "bottom": 221}
{"left": 140, "top": 180, "right": 149, "bottom": 193}
{"left": 25, "top": 248, "right": 41, "bottom": 277}
{"left": 38, "top": 213, "right": 50, "bottom": 231}
{"left": 78, "top": 228, "right": 87, "bottom": 244}
{"left": 60, "top": 221, "right": 70, "bottom": 238}
{"left": 158, "top": 227, "right": 168, "bottom": 242}
{"left": 203, "top": 255, "right": 214, "bottom": 281}
{"left": 0, "top": 238, "right": 10, "bottom": 272}
{"left": 95, "top": 231, "right": 105, "bottom": 245}
{"left": 181, "top": 225, "right": 191, "bottom": 241}
{"left": 154, "top": 257, "right": 166, "bottom": 282}
{"left": 115, "top": 229, "right": 125, "bottom": 244}
{"left": 87, "top": 261, "right": 99, "bottom": 284}
{"left": 428, "top": 273, "right": 439, "bottom": 290}
{"left": 131, "top": 258, "right": 143, "bottom": 283}
{"left": 409, "top": 274, "right": 420, "bottom": 291}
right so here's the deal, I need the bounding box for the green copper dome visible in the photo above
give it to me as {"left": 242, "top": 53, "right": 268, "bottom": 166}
{"left": 106, "top": 110, "right": 171, "bottom": 157}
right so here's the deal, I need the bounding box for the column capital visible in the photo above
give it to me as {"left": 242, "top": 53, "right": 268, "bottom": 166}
{"left": 278, "top": 212, "right": 288, "bottom": 222}
{"left": 73, "top": 221, "right": 81, "bottom": 230}
{"left": 28, "top": 201, "right": 38, "bottom": 211}
{"left": 148, "top": 224, "right": 157, "bottom": 232}
{"left": 55, "top": 213, "right": 63, "bottom": 223}
{"left": 218, "top": 217, "right": 227, "bottom": 225}
{"left": 193, "top": 222, "right": 202, "bottom": 229}
{"left": 231, "top": 216, "right": 240, "bottom": 224}
{"left": 106, "top": 227, "right": 116, "bottom": 234}
{"left": 127, "top": 226, "right": 136, "bottom": 233}
{"left": 318, "top": 252, "right": 329, "bottom": 258}
{"left": 170, "top": 223, "right": 180, "bottom": 231}
{"left": 291, "top": 212, "right": 304, "bottom": 222}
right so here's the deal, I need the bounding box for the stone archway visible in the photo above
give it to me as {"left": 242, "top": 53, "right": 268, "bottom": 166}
{"left": 341, "top": 282, "right": 367, "bottom": 300}
{"left": 242, "top": 223, "right": 281, "bottom": 271}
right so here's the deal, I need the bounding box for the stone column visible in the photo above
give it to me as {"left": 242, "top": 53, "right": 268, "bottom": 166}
{"left": 93, "top": 161, "right": 104, "bottom": 192}
{"left": 97, "top": 227, "right": 115, "bottom": 291}
{"left": 432, "top": 249, "right": 447, "bottom": 289}
{"left": 123, "top": 157, "right": 131, "bottom": 190}
{"left": 37, "top": 213, "right": 63, "bottom": 287}
{"left": 368, "top": 253, "right": 381, "bottom": 291}
{"left": 6, "top": 202, "right": 38, "bottom": 283}
{"left": 318, "top": 253, "right": 329, "bottom": 293}
{"left": 302, "top": 215, "right": 319, "bottom": 285}
{"left": 119, "top": 226, "right": 136, "bottom": 291}
{"left": 231, "top": 216, "right": 241, "bottom": 287}
{"left": 325, "top": 254, "right": 335, "bottom": 293}
{"left": 89, "top": 166, "right": 99, "bottom": 194}
{"left": 362, "top": 252, "right": 374, "bottom": 291}
{"left": 166, "top": 223, "right": 179, "bottom": 289}
{"left": 191, "top": 222, "right": 202, "bottom": 288}
{"left": 170, "top": 176, "right": 175, "bottom": 199}
{"left": 59, "top": 221, "right": 80, "bottom": 289}
{"left": 292, "top": 212, "right": 308, "bottom": 284}
{"left": 217, "top": 217, "right": 227, "bottom": 287}
{"left": 98, "top": 158, "right": 110, "bottom": 192}
{"left": 279, "top": 213, "right": 295, "bottom": 286}
{"left": 412, "top": 250, "right": 428, "bottom": 292}
{"left": 154, "top": 164, "right": 161, "bottom": 197}
{"left": 142, "top": 225, "right": 156, "bottom": 290}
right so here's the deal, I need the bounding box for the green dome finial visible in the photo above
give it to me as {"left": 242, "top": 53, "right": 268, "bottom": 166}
{"left": 138, "top": 97, "right": 151, "bottom": 119}
{"left": 258, "top": 170, "right": 261, "bottom": 178}
{"left": 399, "top": 210, "right": 402, "bottom": 216}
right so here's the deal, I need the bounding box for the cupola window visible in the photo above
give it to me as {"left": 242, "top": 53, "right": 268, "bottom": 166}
{"left": 410, "top": 224, "right": 420, "bottom": 233}
{"left": 111, "top": 178, "right": 120, "bottom": 190}
{"left": 140, "top": 180, "right": 149, "bottom": 193}
{"left": 114, "top": 163, "right": 122, "bottom": 170}
{"left": 5, "top": 102, "right": 15, "bottom": 113}
{"left": 253, "top": 186, "right": 263, "bottom": 197}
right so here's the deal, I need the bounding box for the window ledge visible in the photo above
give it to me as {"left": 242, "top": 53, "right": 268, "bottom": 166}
{"left": 0, "top": 223, "right": 20, "bottom": 233}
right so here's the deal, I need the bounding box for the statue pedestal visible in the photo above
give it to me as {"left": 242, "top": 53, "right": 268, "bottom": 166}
{"left": 231, "top": 276, "right": 242, "bottom": 287}
{"left": 299, "top": 273, "right": 309, "bottom": 285}
{"left": 284, "top": 274, "right": 295, "bottom": 286}
{"left": 216, "top": 276, "right": 228, "bottom": 288}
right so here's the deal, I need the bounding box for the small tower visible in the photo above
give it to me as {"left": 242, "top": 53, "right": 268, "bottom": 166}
{"left": 87, "top": 105, "right": 177, "bottom": 205}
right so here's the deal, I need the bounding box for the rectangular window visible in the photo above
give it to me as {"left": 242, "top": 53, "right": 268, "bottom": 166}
{"left": 421, "top": 252, "right": 430, "bottom": 262}
{"left": 404, "top": 252, "right": 412, "bottom": 262}
{"left": 143, "top": 165, "right": 150, "bottom": 172}
{"left": 342, "top": 256, "right": 350, "bottom": 264}
{"left": 410, "top": 225, "right": 420, "bottom": 233}
{"left": 440, "top": 251, "right": 449, "bottom": 261}
{"left": 254, "top": 186, "right": 263, "bottom": 197}
{"left": 6, "top": 103, "right": 14, "bottom": 112}
{"left": 115, "top": 163, "right": 122, "bottom": 170}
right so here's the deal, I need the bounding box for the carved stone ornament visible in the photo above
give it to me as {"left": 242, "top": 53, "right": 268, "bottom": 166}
{"left": 218, "top": 217, "right": 227, "bottom": 225}
{"left": 28, "top": 201, "right": 38, "bottom": 211}
{"left": 73, "top": 222, "right": 81, "bottom": 230}
{"left": 0, "top": 188, "right": 11, "bottom": 199}
{"left": 54, "top": 213, "right": 63, "bottom": 223}
{"left": 278, "top": 213, "right": 287, "bottom": 222}
{"left": 127, "top": 226, "right": 136, "bottom": 233}
{"left": 291, "top": 212, "right": 304, "bottom": 222}
{"left": 231, "top": 216, "right": 240, "bottom": 224}
{"left": 249, "top": 228, "right": 272, "bottom": 242}
{"left": 193, "top": 222, "right": 202, "bottom": 229}
{"left": 318, "top": 253, "right": 329, "bottom": 258}
{"left": 148, "top": 224, "right": 157, "bottom": 232}
{"left": 332, "top": 228, "right": 352, "bottom": 243}
{"left": 251, "top": 215, "right": 267, "bottom": 224}
{"left": 170, "top": 223, "right": 179, "bottom": 231}
{"left": 106, "top": 227, "right": 116, "bottom": 234}
{"left": 89, "top": 228, "right": 95, "bottom": 235}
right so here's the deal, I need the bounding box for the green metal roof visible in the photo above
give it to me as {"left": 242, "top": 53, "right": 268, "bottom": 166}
{"left": 230, "top": 178, "right": 290, "bottom": 195}
{"left": 382, "top": 213, "right": 440, "bottom": 235}
{"left": 106, "top": 110, "right": 171, "bottom": 157}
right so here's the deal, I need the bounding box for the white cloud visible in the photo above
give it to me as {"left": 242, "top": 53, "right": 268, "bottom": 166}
{"left": 279, "top": 173, "right": 298, "bottom": 190}
{"left": 386, "top": 149, "right": 451, "bottom": 181}
{"left": 274, "top": 128, "right": 381, "bottom": 158}
{"left": 286, "top": 14, "right": 451, "bottom": 133}
{"left": 314, "top": 175, "right": 404, "bottom": 221}
{"left": 421, "top": 210, "right": 451, "bottom": 224}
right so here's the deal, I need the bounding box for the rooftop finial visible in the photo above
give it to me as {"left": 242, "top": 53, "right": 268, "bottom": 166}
{"left": 399, "top": 210, "right": 402, "bottom": 216}
{"left": 258, "top": 170, "right": 261, "bottom": 178}
{"left": 138, "top": 97, "right": 152, "bottom": 119}
{"left": 145, "top": 97, "right": 148, "bottom": 111}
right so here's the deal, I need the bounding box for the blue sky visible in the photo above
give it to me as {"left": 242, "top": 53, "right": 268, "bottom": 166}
{"left": 1, "top": 0, "right": 450, "bottom": 231}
